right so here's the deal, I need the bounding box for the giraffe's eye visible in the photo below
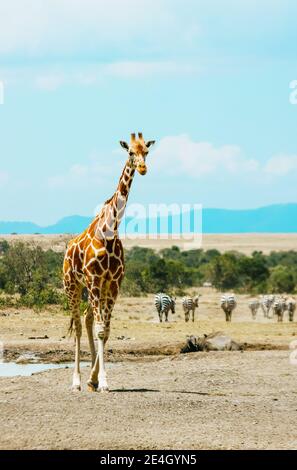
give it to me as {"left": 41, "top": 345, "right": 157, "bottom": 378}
{"left": 129, "top": 151, "right": 135, "bottom": 157}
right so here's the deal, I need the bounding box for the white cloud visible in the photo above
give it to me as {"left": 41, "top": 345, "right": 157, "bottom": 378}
{"left": 0, "top": 0, "right": 195, "bottom": 58}
{"left": 51, "top": 138, "right": 243, "bottom": 189}
{"left": 264, "top": 154, "right": 297, "bottom": 176}
{"left": 47, "top": 137, "right": 297, "bottom": 196}
{"left": 35, "top": 74, "right": 65, "bottom": 91}
{"left": 0, "top": 0, "right": 289, "bottom": 61}
{"left": 152, "top": 134, "right": 259, "bottom": 177}
{"left": 1, "top": 60, "right": 201, "bottom": 91}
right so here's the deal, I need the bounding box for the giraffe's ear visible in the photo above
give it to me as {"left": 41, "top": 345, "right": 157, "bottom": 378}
{"left": 120, "top": 141, "right": 129, "bottom": 151}
{"left": 146, "top": 140, "right": 155, "bottom": 149}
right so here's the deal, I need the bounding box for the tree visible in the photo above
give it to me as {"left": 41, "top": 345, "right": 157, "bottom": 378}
{"left": 238, "top": 252, "right": 269, "bottom": 290}
{"left": 207, "top": 253, "right": 241, "bottom": 290}
{"left": 268, "top": 266, "right": 295, "bottom": 293}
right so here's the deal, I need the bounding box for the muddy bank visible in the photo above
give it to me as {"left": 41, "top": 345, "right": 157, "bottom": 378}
{"left": 2, "top": 339, "right": 291, "bottom": 365}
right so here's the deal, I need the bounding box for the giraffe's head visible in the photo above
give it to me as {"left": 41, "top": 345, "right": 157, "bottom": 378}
{"left": 120, "top": 133, "right": 155, "bottom": 175}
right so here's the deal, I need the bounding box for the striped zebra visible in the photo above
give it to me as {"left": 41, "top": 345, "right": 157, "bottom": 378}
{"left": 220, "top": 294, "right": 237, "bottom": 322}
{"left": 154, "top": 293, "right": 176, "bottom": 323}
{"left": 248, "top": 299, "right": 260, "bottom": 320}
{"left": 272, "top": 297, "right": 287, "bottom": 322}
{"left": 182, "top": 295, "right": 200, "bottom": 322}
{"left": 285, "top": 297, "right": 296, "bottom": 322}
{"left": 260, "top": 295, "right": 275, "bottom": 319}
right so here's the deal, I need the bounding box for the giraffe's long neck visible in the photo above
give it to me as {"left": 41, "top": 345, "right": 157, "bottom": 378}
{"left": 113, "top": 160, "right": 135, "bottom": 229}
{"left": 97, "top": 160, "right": 135, "bottom": 240}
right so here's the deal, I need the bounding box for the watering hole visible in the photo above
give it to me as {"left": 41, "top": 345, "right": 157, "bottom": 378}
{"left": 0, "top": 361, "right": 91, "bottom": 377}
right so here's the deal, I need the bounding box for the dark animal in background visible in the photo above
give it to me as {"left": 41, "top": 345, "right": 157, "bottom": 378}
{"left": 286, "top": 298, "right": 296, "bottom": 322}
{"left": 181, "top": 332, "right": 243, "bottom": 353}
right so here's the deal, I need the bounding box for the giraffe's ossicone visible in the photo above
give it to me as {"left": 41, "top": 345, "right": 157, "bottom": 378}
{"left": 63, "top": 133, "right": 155, "bottom": 392}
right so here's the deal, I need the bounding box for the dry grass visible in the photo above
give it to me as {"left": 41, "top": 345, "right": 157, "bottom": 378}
{"left": 1, "top": 290, "right": 296, "bottom": 361}
{"left": 2, "top": 233, "right": 297, "bottom": 254}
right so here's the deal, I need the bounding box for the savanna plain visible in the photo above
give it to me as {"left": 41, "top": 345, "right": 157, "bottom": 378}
{"left": 1, "top": 234, "right": 297, "bottom": 450}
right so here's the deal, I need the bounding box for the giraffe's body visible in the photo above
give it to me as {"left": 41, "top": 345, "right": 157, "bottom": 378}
{"left": 63, "top": 133, "right": 155, "bottom": 392}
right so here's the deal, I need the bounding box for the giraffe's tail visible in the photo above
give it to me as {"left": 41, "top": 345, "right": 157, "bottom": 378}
{"left": 67, "top": 317, "right": 74, "bottom": 337}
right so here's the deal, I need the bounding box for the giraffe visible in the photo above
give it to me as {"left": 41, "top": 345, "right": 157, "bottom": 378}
{"left": 63, "top": 132, "right": 155, "bottom": 392}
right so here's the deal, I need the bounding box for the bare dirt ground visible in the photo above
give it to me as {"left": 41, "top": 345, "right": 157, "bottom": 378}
{"left": 1, "top": 351, "right": 297, "bottom": 450}
{"left": 1, "top": 292, "right": 297, "bottom": 450}
{"left": 2, "top": 232, "right": 297, "bottom": 254}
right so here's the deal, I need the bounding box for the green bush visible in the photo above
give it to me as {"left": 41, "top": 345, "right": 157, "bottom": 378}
{"left": 0, "top": 240, "right": 296, "bottom": 304}
{"left": 268, "top": 266, "right": 296, "bottom": 293}
{"left": 0, "top": 295, "right": 16, "bottom": 309}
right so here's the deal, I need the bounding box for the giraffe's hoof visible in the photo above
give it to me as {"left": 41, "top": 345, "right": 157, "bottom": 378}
{"left": 99, "top": 386, "right": 109, "bottom": 393}
{"left": 72, "top": 385, "right": 81, "bottom": 392}
{"left": 87, "top": 381, "right": 98, "bottom": 392}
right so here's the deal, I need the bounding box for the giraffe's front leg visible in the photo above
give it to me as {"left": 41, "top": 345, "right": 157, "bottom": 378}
{"left": 84, "top": 304, "right": 96, "bottom": 367}
{"left": 87, "top": 322, "right": 105, "bottom": 392}
{"left": 87, "top": 320, "right": 110, "bottom": 392}
{"left": 95, "top": 321, "right": 109, "bottom": 392}
{"left": 87, "top": 279, "right": 118, "bottom": 392}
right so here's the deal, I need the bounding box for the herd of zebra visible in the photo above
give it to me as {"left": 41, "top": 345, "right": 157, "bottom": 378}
{"left": 154, "top": 292, "right": 296, "bottom": 323}
{"left": 248, "top": 295, "right": 296, "bottom": 322}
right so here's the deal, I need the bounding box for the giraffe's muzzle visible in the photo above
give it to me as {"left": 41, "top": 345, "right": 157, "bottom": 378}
{"left": 137, "top": 164, "right": 147, "bottom": 175}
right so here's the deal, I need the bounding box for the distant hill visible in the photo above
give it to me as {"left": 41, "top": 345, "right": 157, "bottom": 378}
{"left": 1, "top": 204, "right": 297, "bottom": 234}
{"left": 203, "top": 204, "right": 297, "bottom": 233}
{"left": 0, "top": 216, "right": 93, "bottom": 235}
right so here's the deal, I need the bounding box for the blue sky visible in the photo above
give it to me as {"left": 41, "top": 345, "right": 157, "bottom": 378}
{"left": 0, "top": 0, "right": 297, "bottom": 225}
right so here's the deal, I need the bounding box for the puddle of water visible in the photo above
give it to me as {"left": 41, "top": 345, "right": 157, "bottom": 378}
{"left": 0, "top": 362, "right": 90, "bottom": 377}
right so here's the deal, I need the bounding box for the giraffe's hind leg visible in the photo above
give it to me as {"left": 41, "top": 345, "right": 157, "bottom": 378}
{"left": 84, "top": 304, "right": 99, "bottom": 391}
{"left": 84, "top": 304, "right": 96, "bottom": 367}
{"left": 87, "top": 279, "right": 120, "bottom": 393}
{"left": 85, "top": 280, "right": 107, "bottom": 392}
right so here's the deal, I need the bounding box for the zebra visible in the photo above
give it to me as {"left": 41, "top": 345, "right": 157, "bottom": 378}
{"left": 285, "top": 297, "right": 296, "bottom": 322}
{"left": 182, "top": 295, "right": 200, "bottom": 322}
{"left": 260, "top": 294, "right": 275, "bottom": 319}
{"left": 220, "top": 294, "right": 237, "bottom": 322}
{"left": 272, "top": 297, "right": 287, "bottom": 322}
{"left": 154, "top": 293, "right": 176, "bottom": 323}
{"left": 248, "top": 299, "right": 260, "bottom": 320}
